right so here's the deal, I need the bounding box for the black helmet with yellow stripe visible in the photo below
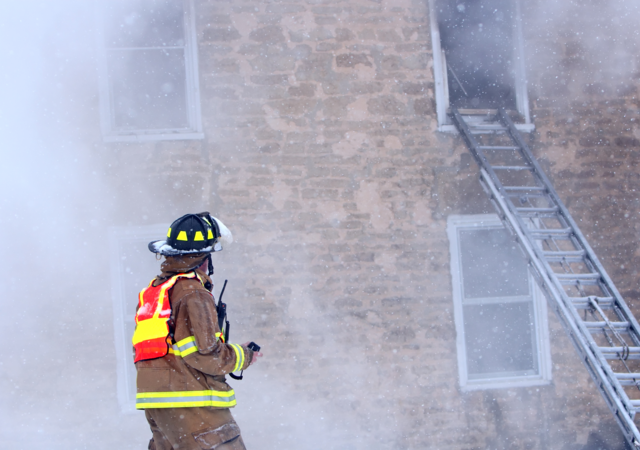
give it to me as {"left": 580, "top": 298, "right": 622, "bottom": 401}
{"left": 148, "top": 212, "right": 233, "bottom": 256}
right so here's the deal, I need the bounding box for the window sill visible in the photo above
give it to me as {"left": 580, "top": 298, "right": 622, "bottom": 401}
{"left": 460, "top": 376, "right": 551, "bottom": 392}
{"left": 103, "top": 132, "right": 204, "bottom": 143}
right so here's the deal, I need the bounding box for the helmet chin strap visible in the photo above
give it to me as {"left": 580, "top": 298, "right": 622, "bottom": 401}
{"left": 207, "top": 254, "right": 213, "bottom": 276}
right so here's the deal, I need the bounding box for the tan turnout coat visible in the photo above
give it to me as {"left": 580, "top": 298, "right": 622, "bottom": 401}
{"left": 135, "top": 255, "right": 253, "bottom": 450}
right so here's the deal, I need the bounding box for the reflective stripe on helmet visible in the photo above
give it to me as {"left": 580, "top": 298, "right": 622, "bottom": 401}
{"left": 136, "top": 389, "right": 236, "bottom": 409}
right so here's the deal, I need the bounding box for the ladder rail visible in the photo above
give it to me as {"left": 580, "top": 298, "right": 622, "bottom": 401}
{"left": 480, "top": 166, "right": 638, "bottom": 418}
{"left": 497, "top": 110, "right": 640, "bottom": 341}
{"left": 454, "top": 108, "right": 640, "bottom": 346}
{"left": 480, "top": 165, "right": 640, "bottom": 447}
{"left": 451, "top": 108, "right": 640, "bottom": 448}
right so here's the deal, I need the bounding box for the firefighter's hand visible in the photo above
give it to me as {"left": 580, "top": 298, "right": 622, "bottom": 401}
{"left": 242, "top": 342, "right": 263, "bottom": 365}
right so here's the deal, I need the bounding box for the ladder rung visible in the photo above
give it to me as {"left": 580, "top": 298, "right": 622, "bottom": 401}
{"left": 556, "top": 273, "right": 600, "bottom": 280}
{"left": 618, "top": 380, "right": 640, "bottom": 386}
{"left": 515, "top": 207, "right": 559, "bottom": 215}
{"left": 615, "top": 373, "right": 640, "bottom": 385}
{"left": 629, "top": 400, "right": 640, "bottom": 415}
{"left": 529, "top": 228, "right": 573, "bottom": 239}
{"left": 542, "top": 250, "right": 585, "bottom": 262}
{"left": 571, "top": 296, "right": 614, "bottom": 308}
{"left": 456, "top": 108, "right": 497, "bottom": 115}
{"left": 547, "top": 256, "right": 585, "bottom": 263}
{"left": 491, "top": 165, "right": 532, "bottom": 171}
{"left": 584, "top": 321, "right": 630, "bottom": 331}
{"left": 469, "top": 124, "right": 507, "bottom": 130}
{"left": 616, "top": 373, "right": 640, "bottom": 379}
{"left": 508, "top": 192, "right": 547, "bottom": 199}
{"left": 600, "top": 347, "right": 640, "bottom": 360}
{"left": 478, "top": 146, "right": 520, "bottom": 151}
{"left": 504, "top": 186, "right": 546, "bottom": 191}
{"left": 555, "top": 273, "right": 601, "bottom": 285}
{"left": 543, "top": 250, "right": 584, "bottom": 255}
{"left": 517, "top": 212, "right": 558, "bottom": 218}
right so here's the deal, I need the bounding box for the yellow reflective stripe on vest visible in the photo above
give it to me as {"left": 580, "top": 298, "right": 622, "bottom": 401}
{"left": 132, "top": 318, "right": 171, "bottom": 346}
{"left": 230, "top": 344, "right": 245, "bottom": 373}
{"left": 170, "top": 336, "right": 198, "bottom": 357}
{"left": 133, "top": 274, "right": 197, "bottom": 347}
{"left": 135, "top": 279, "right": 155, "bottom": 325}
{"left": 153, "top": 279, "right": 171, "bottom": 319}
{"left": 136, "top": 390, "right": 236, "bottom": 409}
{"left": 153, "top": 272, "right": 200, "bottom": 319}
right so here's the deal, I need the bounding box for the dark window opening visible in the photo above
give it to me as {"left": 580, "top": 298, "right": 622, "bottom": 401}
{"left": 437, "top": 0, "right": 517, "bottom": 110}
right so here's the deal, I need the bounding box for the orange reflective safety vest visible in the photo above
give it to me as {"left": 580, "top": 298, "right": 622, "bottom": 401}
{"left": 132, "top": 272, "right": 203, "bottom": 363}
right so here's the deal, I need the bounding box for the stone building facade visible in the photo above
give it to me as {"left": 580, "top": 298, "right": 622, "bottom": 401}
{"left": 4, "top": 0, "right": 640, "bottom": 449}
{"left": 104, "top": 0, "right": 640, "bottom": 448}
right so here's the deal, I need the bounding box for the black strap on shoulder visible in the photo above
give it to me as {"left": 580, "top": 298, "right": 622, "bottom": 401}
{"left": 217, "top": 280, "right": 228, "bottom": 332}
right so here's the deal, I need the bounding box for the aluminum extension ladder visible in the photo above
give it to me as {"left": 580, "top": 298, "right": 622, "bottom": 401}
{"left": 451, "top": 108, "right": 640, "bottom": 449}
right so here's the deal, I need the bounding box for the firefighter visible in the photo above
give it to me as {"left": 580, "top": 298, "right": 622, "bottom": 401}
{"left": 133, "top": 212, "right": 262, "bottom": 450}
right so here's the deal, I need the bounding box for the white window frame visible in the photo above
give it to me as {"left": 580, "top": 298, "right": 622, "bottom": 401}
{"left": 429, "top": 0, "right": 534, "bottom": 133}
{"left": 109, "top": 224, "right": 167, "bottom": 413}
{"left": 97, "top": 0, "right": 204, "bottom": 142}
{"left": 447, "top": 214, "right": 551, "bottom": 391}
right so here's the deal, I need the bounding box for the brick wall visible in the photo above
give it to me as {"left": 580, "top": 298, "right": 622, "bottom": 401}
{"left": 93, "top": 0, "right": 640, "bottom": 448}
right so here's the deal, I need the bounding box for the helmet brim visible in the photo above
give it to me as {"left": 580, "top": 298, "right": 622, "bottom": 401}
{"left": 148, "top": 240, "right": 214, "bottom": 256}
{"left": 212, "top": 216, "right": 233, "bottom": 248}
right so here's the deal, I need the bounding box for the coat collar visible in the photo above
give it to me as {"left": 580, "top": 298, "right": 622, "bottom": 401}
{"left": 155, "top": 254, "right": 213, "bottom": 288}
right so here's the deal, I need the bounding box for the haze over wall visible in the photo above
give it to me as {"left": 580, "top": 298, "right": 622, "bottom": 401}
{"left": 1, "top": 0, "right": 640, "bottom": 449}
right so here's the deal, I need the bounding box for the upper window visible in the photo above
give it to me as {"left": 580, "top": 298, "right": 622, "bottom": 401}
{"left": 109, "top": 224, "right": 166, "bottom": 412}
{"left": 98, "top": 0, "right": 203, "bottom": 142}
{"left": 447, "top": 214, "right": 551, "bottom": 390}
{"left": 429, "top": 0, "right": 532, "bottom": 131}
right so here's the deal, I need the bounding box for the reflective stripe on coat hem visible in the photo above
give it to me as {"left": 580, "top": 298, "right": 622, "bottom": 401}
{"left": 136, "top": 390, "right": 236, "bottom": 409}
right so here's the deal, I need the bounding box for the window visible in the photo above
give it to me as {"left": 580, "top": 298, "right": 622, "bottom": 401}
{"left": 447, "top": 214, "right": 551, "bottom": 390}
{"left": 98, "top": 0, "right": 203, "bottom": 141}
{"left": 429, "top": 0, "right": 533, "bottom": 132}
{"left": 109, "top": 224, "right": 166, "bottom": 412}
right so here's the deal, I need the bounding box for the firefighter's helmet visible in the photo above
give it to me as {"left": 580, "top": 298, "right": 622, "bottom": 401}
{"left": 148, "top": 212, "right": 233, "bottom": 256}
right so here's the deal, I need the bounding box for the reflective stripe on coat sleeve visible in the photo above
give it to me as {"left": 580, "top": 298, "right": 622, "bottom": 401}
{"left": 229, "top": 344, "right": 245, "bottom": 373}
{"left": 169, "top": 336, "right": 199, "bottom": 357}
{"left": 183, "top": 291, "right": 219, "bottom": 353}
